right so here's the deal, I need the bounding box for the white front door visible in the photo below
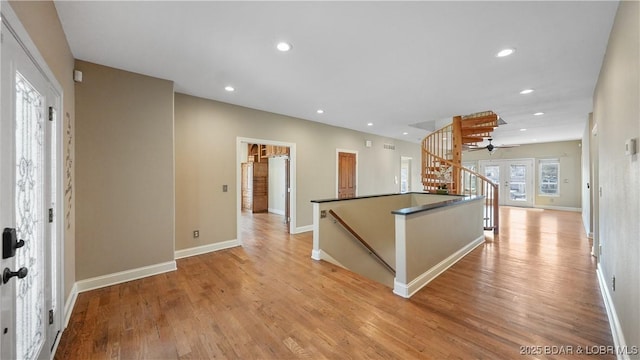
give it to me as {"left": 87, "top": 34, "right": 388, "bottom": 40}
{"left": 479, "top": 159, "right": 534, "bottom": 207}
{"left": 1, "top": 16, "right": 61, "bottom": 360}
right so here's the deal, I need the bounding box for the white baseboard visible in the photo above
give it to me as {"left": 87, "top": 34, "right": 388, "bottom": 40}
{"left": 63, "top": 283, "right": 78, "bottom": 328}
{"left": 75, "top": 261, "right": 177, "bottom": 293}
{"left": 292, "top": 224, "right": 313, "bottom": 234}
{"left": 268, "top": 208, "right": 285, "bottom": 215}
{"left": 311, "top": 249, "right": 346, "bottom": 269}
{"left": 533, "top": 205, "right": 582, "bottom": 212}
{"left": 174, "top": 239, "right": 240, "bottom": 259}
{"left": 597, "top": 264, "right": 630, "bottom": 360}
{"left": 393, "top": 235, "right": 485, "bottom": 298}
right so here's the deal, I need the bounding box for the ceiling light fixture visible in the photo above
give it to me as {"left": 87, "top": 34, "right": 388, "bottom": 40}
{"left": 533, "top": 112, "right": 545, "bottom": 116}
{"left": 224, "top": 86, "right": 235, "bottom": 92}
{"left": 276, "top": 42, "right": 292, "bottom": 52}
{"left": 520, "top": 89, "right": 534, "bottom": 95}
{"left": 403, "top": 132, "right": 409, "bottom": 135}
{"left": 496, "top": 48, "right": 515, "bottom": 57}
{"left": 520, "top": 128, "right": 527, "bottom": 132}
{"left": 367, "top": 122, "right": 373, "bottom": 126}
{"left": 316, "top": 109, "right": 324, "bottom": 114}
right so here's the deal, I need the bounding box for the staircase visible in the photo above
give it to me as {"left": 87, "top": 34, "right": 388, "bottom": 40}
{"left": 421, "top": 111, "right": 500, "bottom": 233}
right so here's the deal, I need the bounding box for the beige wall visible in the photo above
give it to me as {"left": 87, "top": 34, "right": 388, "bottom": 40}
{"left": 74, "top": 61, "right": 175, "bottom": 279}
{"left": 398, "top": 199, "right": 483, "bottom": 282}
{"left": 463, "top": 140, "right": 582, "bottom": 208}
{"left": 592, "top": 0, "right": 640, "bottom": 349}
{"left": 174, "top": 93, "right": 422, "bottom": 250}
{"left": 9, "top": 0, "right": 76, "bottom": 303}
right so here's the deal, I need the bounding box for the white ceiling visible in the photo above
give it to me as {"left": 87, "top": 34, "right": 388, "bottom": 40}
{"left": 54, "top": 1, "right": 618, "bottom": 146}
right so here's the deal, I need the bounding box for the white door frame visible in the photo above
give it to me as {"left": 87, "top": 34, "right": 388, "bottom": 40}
{"left": 1, "top": 4, "right": 65, "bottom": 358}
{"left": 236, "top": 137, "right": 298, "bottom": 239}
{"left": 335, "top": 149, "right": 358, "bottom": 198}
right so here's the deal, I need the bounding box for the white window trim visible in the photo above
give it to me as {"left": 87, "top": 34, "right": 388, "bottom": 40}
{"left": 538, "top": 159, "right": 560, "bottom": 197}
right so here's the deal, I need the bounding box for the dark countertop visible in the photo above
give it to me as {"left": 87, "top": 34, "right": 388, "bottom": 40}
{"left": 310, "top": 192, "right": 484, "bottom": 216}
{"left": 391, "top": 195, "right": 484, "bottom": 216}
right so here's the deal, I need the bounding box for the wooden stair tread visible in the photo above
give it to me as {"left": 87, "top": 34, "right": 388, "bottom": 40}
{"left": 460, "top": 114, "right": 499, "bottom": 127}
{"left": 461, "top": 126, "right": 496, "bottom": 136}
{"left": 462, "top": 136, "right": 485, "bottom": 144}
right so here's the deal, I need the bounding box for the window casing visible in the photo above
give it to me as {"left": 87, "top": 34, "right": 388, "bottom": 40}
{"left": 539, "top": 159, "right": 560, "bottom": 196}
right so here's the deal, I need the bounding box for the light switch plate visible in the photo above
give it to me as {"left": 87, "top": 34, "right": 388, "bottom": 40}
{"left": 625, "top": 138, "right": 636, "bottom": 155}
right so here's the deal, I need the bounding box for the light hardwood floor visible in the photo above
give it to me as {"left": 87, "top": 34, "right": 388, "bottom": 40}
{"left": 55, "top": 207, "right": 613, "bottom": 359}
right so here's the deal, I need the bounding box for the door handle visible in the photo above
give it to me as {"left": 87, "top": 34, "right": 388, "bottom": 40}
{"left": 3, "top": 228, "right": 25, "bottom": 259}
{"left": 3, "top": 267, "right": 28, "bottom": 284}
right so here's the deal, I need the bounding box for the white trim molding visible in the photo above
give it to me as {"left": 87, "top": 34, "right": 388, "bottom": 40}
{"left": 597, "top": 264, "right": 631, "bottom": 360}
{"left": 393, "top": 235, "right": 485, "bottom": 298}
{"left": 533, "top": 205, "right": 582, "bottom": 212}
{"left": 292, "top": 224, "right": 313, "bottom": 234}
{"left": 63, "top": 283, "right": 79, "bottom": 328}
{"left": 75, "top": 261, "right": 177, "bottom": 293}
{"left": 310, "top": 249, "right": 347, "bottom": 269}
{"left": 268, "top": 208, "right": 285, "bottom": 216}
{"left": 174, "top": 239, "right": 240, "bottom": 259}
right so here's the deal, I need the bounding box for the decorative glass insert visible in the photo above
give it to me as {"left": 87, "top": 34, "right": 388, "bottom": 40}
{"left": 539, "top": 159, "right": 560, "bottom": 196}
{"left": 15, "top": 71, "right": 45, "bottom": 360}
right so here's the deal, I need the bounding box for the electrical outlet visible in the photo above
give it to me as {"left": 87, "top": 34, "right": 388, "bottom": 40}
{"left": 612, "top": 276, "right": 615, "bottom": 291}
{"left": 320, "top": 210, "right": 327, "bottom": 218}
{"left": 223, "top": 185, "right": 228, "bottom": 192}
{"left": 193, "top": 230, "right": 200, "bottom": 238}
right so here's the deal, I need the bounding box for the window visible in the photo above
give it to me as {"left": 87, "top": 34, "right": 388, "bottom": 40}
{"left": 539, "top": 159, "right": 559, "bottom": 196}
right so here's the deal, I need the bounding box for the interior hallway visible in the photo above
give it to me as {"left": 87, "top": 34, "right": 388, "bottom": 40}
{"left": 55, "top": 207, "right": 613, "bottom": 359}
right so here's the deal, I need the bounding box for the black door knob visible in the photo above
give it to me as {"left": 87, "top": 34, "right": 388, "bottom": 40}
{"left": 3, "top": 267, "right": 28, "bottom": 284}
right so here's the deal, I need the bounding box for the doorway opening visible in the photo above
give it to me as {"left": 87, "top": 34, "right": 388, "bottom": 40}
{"left": 237, "top": 138, "right": 296, "bottom": 244}
{"left": 400, "top": 156, "right": 412, "bottom": 193}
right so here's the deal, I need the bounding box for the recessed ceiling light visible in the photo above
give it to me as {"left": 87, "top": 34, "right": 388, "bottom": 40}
{"left": 520, "top": 89, "right": 534, "bottom": 95}
{"left": 520, "top": 128, "right": 527, "bottom": 132}
{"left": 496, "top": 48, "right": 515, "bottom": 57}
{"left": 316, "top": 109, "right": 324, "bottom": 114}
{"left": 367, "top": 122, "right": 373, "bottom": 126}
{"left": 224, "top": 86, "right": 235, "bottom": 92}
{"left": 276, "top": 42, "right": 292, "bottom": 52}
{"left": 533, "top": 112, "right": 545, "bottom": 116}
{"left": 403, "top": 132, "right": 409, "bottom": 135}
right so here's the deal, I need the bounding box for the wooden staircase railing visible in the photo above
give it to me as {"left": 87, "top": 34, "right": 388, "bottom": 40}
{"left": 328, "top": 209, "right": 396, "bottom": 275}
{"left": 421, "top": 111, "right": 500, "bottom": 233}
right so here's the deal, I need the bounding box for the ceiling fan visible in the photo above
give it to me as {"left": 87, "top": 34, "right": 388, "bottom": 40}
{"left": 466, "top": 138, "right": 519, "bottom": 153}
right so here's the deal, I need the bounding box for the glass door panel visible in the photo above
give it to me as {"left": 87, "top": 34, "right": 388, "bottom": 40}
{"left": 480, "top": 159, "right": 534, "bottom": 207}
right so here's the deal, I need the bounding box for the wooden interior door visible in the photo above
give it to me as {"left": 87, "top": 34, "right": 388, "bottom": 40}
{"left": 252, "top": 162, "right": 269, "bottom": 212}
{"left": 338, "top": 152, "right": 356, "bottom": 199}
